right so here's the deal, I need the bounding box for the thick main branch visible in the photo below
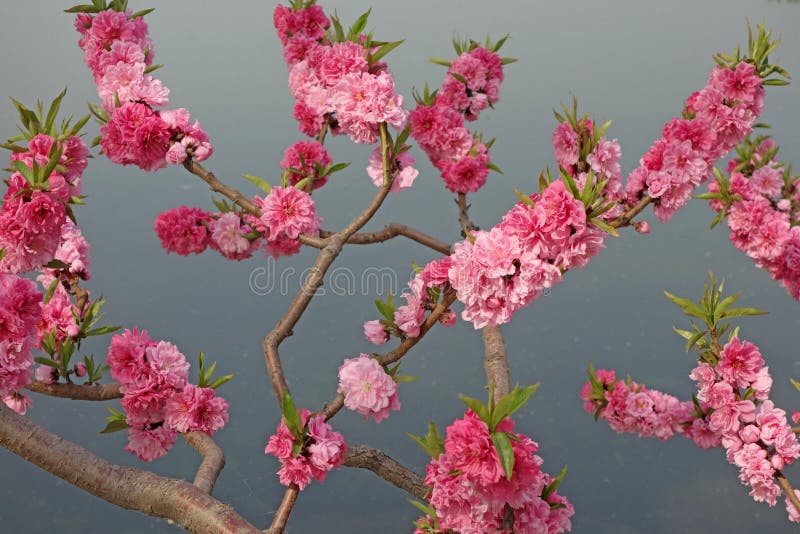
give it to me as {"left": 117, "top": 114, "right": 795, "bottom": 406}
{"left": 343, "top": 445, "right": 427, "bottom": 500}
{"left": 25, "top": 380, "right": 122, "bottom": 401}
{"left": 0, "top": 404, "right": 258, "bottom": 534}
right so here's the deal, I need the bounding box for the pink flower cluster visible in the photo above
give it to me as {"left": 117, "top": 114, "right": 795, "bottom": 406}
{"left": 38, "top": 284, "right": 81, "bottom": 346}
{"left": 552, "top": 118, "right": 625, "bottom": 221}
{"left": 106, "top": 329, "right": 229, "bottom": 461}
{"left": 409, "top": 94, "right": 490, "bottom": 193}
{"left": 690, "top": 337, "right": 799, "bottom": 506}
{"left": 0, "top": 274, "right": 42, "bottom": 413}
{"left": 153, "top": 206, "right": 258, "bottom": 261}
{"left": 0, "top": 134, "right": 88, "bottom": 275}
{"left": 75, "top": 9, "right": 212, "bottom": 171}
{"left": 584, "top": 336, "right": 800, "bottom": 514}
{"left": 437, "top": 48, "right": 504, "bottom": 122}
{"left": 155, "top": 185, "right": 321, "bottom": 262}
{"left": 337, "top": 354, "right": 399, "bottom": 423}
{"left": 280, "top": 140, "right": 332, "bottom": 191}
{"left": 275, "top": 4, "right": 407, "bottom": 144}
{"left": 252, "top": 186, "right": 322, "bottom": 258}
{"left": 264, "top": 408, "right": 346, "bottom": 490}
{"left": 420, "top": 410, "right": 573, "bottom": 533}
{"left": 625, "top": 62, "right": 765, "bottom": 222}
{"left": 706, "top": 136, "right": 800, "bottom": 301}
{"left": 448, "top": 179, "right": 605, "bottom": 328}
{"left": 579, "top": 369, "right": 717, "bottom": 447}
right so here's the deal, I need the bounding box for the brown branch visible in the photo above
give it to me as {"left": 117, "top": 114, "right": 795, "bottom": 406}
{"left": 183, "top": 432, "right": 226, "bottom": 495}
{"left": 183, "top": 160, "right": 261, "bottom": 215}
{"left": 25, "top": 380, "right": 122, "bottom": 401}
{"left": 610, "top": 195, "right": 652, "bottom": 229}
{"left": 319, "top": 224, "right": 451, "bottom": 255}
{"left": 456, "top": 193, "right": 478, "bottom": 238}
{"left": 776, "top": 471, "right": 800, "bottom": 517}
{"left": 0, "top": 404, "right": 258, "bottom": 534}
{"left": 482, "top": 325, "right": 510, "bottom": 402}
{"left": 343, "top": 445, "right": 427, "bottom": 500}
{"left": 267, "top": 124, "right": 395, "bottom": 533}
{"left": 269, "top": 486, "right": 299, "bottom": 534}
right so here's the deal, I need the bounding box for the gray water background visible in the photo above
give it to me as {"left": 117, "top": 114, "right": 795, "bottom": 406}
{"left": 2, "top": 1, "right": 800, "bottom": 532}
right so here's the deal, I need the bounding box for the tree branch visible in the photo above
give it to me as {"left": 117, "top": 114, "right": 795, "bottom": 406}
{"left": 0, "top": 404, "right": 258, "bottom": 534}
{"left": 776, "top": 471, "right": 800, "bottom": 518}
{"left": 482, "top": 325, "right": 510, "bottom": 402}
{"left": 610, "top": 195, "right": 652, "bottom": 229}
{"left": 183, "top": 431, "right": 226, "bottom": 495}
{"left": 25, "top": 380, "right": 122, "bottom": 401}
{"left": 456, "top": 193, "right": 478, "bottom": 238}
{"left": 343, "top": 445, "right": 427, "bottom": 500}
{"left": 319, "top": 224, "right": 451, "bottom": 255}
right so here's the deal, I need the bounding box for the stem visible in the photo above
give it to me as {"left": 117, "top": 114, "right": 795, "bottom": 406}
{"left": 25, "top": 380, "right": 122, "bottom": 401}
{"left": 343, "top": 446, "right": 427, "bottom": 500}
{"left": 456, "top": 193, "right": 478, "bottom": 237}
{"left": 483, "top": 325, "right": 510, "bottom": 401}
{"left": 776, "top": 471, "right": 800, "bottom": 517}
{"left": 0, "top": 404, "right": 258, "bottom": 533}
{"left": 610, "top": 195, "right": 652, "bottom": 229}
{"left": 268, "top": 486, "right": 299, "bottom": 533}
{"left": 183, "top": 432, "right": 226, "bottom": 495}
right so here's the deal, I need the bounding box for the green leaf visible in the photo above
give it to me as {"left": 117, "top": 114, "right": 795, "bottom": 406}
{"left": 720, "top": 307, "right": 768, "bottom": 319}
{"left": 281, "top": 391, "right": 303, "bottom": 440}
{"left": 663, "top": 291, "right": 706, "bottom": 320}
{"left": 491, "top": 432, "right": 515, "bottom": 481}
{"left": 44, "top": 89, "right": 67, "bottom": 133}
{"left": 685, "top": 330, "right": 707, "bottom": 352}
{"left": 490, "top": 384, "right": 539, "bottom": 430}
{"left": 590, "top": 217, "right": 619, "bottom": 237}
{"left": 44, "top": 259, "right": 71, "bottom": 270}
{"left": 43, "top": 277, "right": 60, "bottom": 305}
{"left": 347, "top": 9, "right": 371, "bottom": 40}
{"left": 64, "top": 4, "right": 101, "bottom": 13}
{"left": 407, "top": 499, "right": 437, "bottom": 519}
{"left": 325, "top": 162, "right": 350, "bottom": 175}
{"left": 407, "top": 421, "right": 444, "bottom": 459}
{"left": 514, "top": 188, "right": 536, "bottom": 208}
{"left": 790, "top": 378, "right": 800, "bottom": 393}
{"left": 84, "top": 325, "right": 122, "bottom": 337}
{"left": 130, "top": 8, "right": 155, "bottom": 18}
{"left": 34, "top": 356, "right": 60, "bottom": 368}
{"left": 486, "top": 162, "right": 503, "bottom": 174}
{"left": 242, "top": 173, "right": 272, "bottom": 194}
{"left": 143, "top": 64, "right": 164, "bottom": 74}
{"left": 100, "top": 419, "right": 130, "bottom": 434}
{"left": 542, "top": 465, "right": 568, "bottom": 499}
{"left": 428, "top": 58, "right": 452, "bottom": 68}
{"left": 208, "top": 374, "right": 234, "bottom": 389}
{"left": 11, "top": 160, "right": 34, "bottom": 185}
{"left": 394, "top": 374, "right": 418, "bottom": 383}
{"left": 459, "top": 394, "right": 490, "bottom": 424}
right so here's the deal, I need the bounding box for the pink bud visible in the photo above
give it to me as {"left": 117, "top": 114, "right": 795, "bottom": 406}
{"left": 363, "top": 320, "right": 389, "bottom": 345}
{"left": 771, "top": 454, "right": 785, "bottom": 470}
{"left": 166, "top": 143, "right": 188, "bottom": 165}
{"left": 438, "top": 310, "right": 457, "bottom": 327}
{"left": 777, "top": 199, "right": 791, "bottom": 212}
{"left": 74, "top": 362, "right": 87, "bottom": 378}
{"left": 739, "top": 424, "right": 760, "bottom": 444}
{"left": 634, "top": 221, "right": 650, "bottom": 234}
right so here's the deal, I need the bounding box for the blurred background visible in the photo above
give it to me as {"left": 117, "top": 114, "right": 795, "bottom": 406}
{"left": 1, "top": 1, "right": 800, "bottom": 532}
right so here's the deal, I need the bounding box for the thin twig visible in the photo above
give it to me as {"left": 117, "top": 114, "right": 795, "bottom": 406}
{"left": 343, "top": 445, "right": 427, "bottom": 500}
{"left": 25, "top": 380, "right": 122, "bottom": 401}
{"left": 456, "top": 193, "right": 478, "bottom": 238}
{"left": 610, "top": 195, "right": 652, "bottom": 229}
{"left": 776, "top": 471, "right": 800, "bottom": 517}
{"left": 183, "top": 432, "right": 226, "bottom": 495}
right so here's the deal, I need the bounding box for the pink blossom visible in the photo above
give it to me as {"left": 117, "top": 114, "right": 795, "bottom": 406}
{"left": 101, "top": 102, "right": 170, "bottom": 171}
{"left": 153, "top": 206, "right": 211, "bottom": 256}
{"left": 786, "top": 490, "right": 800, "bottom": 523}
{"left": 125, "top": 425, "right": 178, "bottom": 462}
{"left": 363, "top": 320, "right": 388, "bottom": 345}
{"left": 209, "top": 212, "right": 257, "bottom": 261}
{"left": 717, "top": 336, "right": 764, "bottom": 388}
{"left": 254, "top": 187, "right": 321, "bottom": 241}
{"left": 337, "top": 354, "right": 399, "bottom": 423}
{"left": 106, "top": 328, "right": 153, "bottom": 386}
{"left": 280, "top": 140, "right": 333, "bottom": 190}
{"left": 3, "top": 391, "right": 31, "bottom": 415}
{"left": 328, "top": 71, "right": 407, "bottom": 144}
{"left": 366, "top": 146, "right": 419, "bottom": 192}
{"left": 165, "top": 384, "right": 229, "bottom": 435}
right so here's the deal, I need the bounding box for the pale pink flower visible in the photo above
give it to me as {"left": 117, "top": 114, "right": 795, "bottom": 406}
{"left": 254, "top": 187, "right": 321, "bottom": 241}
{"left": 363, "top": 320, "right": 388, "bottom": 345}
{"left": 337, "top": 354, "right": 399, "bottom": 423}
{"left": 366, "top": 146, "right": 418, "bottom": 192}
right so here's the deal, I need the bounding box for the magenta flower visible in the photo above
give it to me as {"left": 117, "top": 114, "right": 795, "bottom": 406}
{"left": 153, "top": 206, "right": 211, "bottom": 256}
{"left": 255, "top": 186, "right": 321, "bottom": 241}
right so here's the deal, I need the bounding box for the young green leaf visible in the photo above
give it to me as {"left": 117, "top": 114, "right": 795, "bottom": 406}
{"left": 491, "top": 431, "right": 515, "bottom": 481}
{"left": 242, "top": 173, "right": 272, "bottom": 194}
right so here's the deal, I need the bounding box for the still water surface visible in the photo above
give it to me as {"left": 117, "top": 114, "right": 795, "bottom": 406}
{"left": 2, "top": 1, "right": 800, "bottom": 532}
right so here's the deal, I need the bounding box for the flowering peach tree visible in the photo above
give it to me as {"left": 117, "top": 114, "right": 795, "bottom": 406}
{"left": 0, "top": 1, "right": 799, "bottom": 532}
